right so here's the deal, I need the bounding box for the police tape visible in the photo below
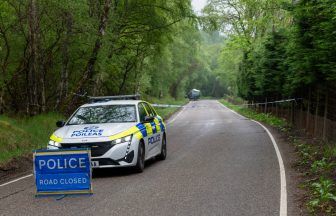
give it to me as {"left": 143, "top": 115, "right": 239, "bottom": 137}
{"left": 151, "top": 104, "right": 183, "bottom": 108}
{"left": 228, "top": 98, "right": 303, "bottom": 107}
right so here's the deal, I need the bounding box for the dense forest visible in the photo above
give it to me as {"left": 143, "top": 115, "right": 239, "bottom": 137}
{"left": 202, "top": 0, "right": 336, "bottom": 105}
{"left": 0, "top": 0, "right": 335, "bottom": 116}
{"left": 0, "top": 0, "right": 219, "bottom": 115}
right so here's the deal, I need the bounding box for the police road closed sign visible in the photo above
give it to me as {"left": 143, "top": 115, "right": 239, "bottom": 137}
{"left": 33, "top": 149, "right": 92, "bottom": 195}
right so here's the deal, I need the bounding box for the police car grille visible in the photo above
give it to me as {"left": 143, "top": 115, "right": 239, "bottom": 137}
{"left": 61, "top": 142, "right": 114, "bottom": 157}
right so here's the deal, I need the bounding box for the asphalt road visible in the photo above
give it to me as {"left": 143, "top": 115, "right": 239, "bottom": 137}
{"left": 0, "top": 100, "right": 281, "bottom": 216}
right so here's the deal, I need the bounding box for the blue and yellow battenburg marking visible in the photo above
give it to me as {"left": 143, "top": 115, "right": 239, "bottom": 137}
{"left": 107, "top": 116, "right": 165, "bottom": 141}
{"left": 150, "top": 122, "right": 157, "bottom": 134}
{"left": 157, "top": 116, "right": 166, "bottom": 132}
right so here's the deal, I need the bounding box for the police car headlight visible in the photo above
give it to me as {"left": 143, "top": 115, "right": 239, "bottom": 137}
{"left": 48, "top": 140, "right": 61, "bottom": 147}
{"left": 112, "top": 135, "right": 132, "bottom": 145}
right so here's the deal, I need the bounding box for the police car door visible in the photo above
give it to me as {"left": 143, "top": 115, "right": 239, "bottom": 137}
{"left": 138, "top": 103, "right": 155, "bottom": 159}
{"left": 143, "top": 103, "right": 162, "bottom": 156}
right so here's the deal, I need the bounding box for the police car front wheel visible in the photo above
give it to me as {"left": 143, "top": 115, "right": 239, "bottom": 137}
{"left": 157, "top": 135, "right": 167, "bottom": 160}
{"left": 134, "top": 141, "right": 145, "bottom": 173}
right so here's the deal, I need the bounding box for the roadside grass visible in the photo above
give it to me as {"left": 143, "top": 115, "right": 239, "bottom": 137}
{"left": 221, "top": 99, "right": 336, "bottom": 215}
{"left": 154, "top": 107, "right": 182, "bottom": 120}
{"left": 219, "top": 99, "right": 288, "bottom": 130}
{"left": 0, "top": 113, "right": 63, "bottom": 166}
{"left": 199, "top": 96, "right": 218, "bottom": 100}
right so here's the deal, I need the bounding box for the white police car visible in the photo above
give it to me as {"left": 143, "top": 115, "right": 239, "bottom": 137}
{"left": 48, "top": 95, "right": 166, "bottom": 172}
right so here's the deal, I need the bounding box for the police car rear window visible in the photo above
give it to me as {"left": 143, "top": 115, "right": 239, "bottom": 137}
{"left": 67, "top": 105, "right": 137, "bottom": 125}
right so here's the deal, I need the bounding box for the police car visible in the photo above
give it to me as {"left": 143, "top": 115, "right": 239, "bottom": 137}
{"left": 47, "top": 95, "right": 166, "bottom": 172}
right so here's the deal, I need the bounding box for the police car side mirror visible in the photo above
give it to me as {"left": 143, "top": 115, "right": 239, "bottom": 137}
{"left": 56, "top": 120, "right": 65, "bottom": 127}
{"left": 143, "top": 116, "right": 154, "bottom": 123}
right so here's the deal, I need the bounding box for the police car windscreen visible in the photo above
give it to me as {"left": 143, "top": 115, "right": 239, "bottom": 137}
{"left": 67, "top": 105, "right": 137, "bottom": 125}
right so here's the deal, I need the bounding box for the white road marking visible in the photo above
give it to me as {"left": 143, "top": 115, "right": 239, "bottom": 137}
{"left": 0, "top": 174, "right": 33, "bottom": 187}
{"left": 166, "top": 102, "right": 188, "bottom": 125}
{"left": 252, "top": 120, "right": 287, "bottom": 216}
{"left": 217, "top": 101, "right": 287, "bottom": 216}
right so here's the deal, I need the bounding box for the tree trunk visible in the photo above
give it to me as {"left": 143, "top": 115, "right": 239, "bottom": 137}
{"left": 211, "top": 78, "right": 217, "bottom": 96}
{"left": 27, "top": 0, "right": 40, "bottom": 115}
{"left": 40, "top": 72, "right": 46, "bottom": 112}
{"left": 314, "top": 90, "right": 320, "bottom": 137}
{"left": 80, "top": 0, "right": 112, "bottom": 85}
{"left": 306, "top": 88, "right": 311, "bottom": 133}
{"left": 322, "top": 90, "right": 328, "bottom": 141}
{"left": 92, "top": 73, "right": 103, "bottom": 96}
{"left": 63, "top": 0, "right": 112, "bottom": 113}
{"left": 119, "top": 61, "right": 134, "bottom": 94}
{"left": 56, "top": 12, "right": 73, "bottom": 109}
{"left": 0, "top": 89, "right": 4, "bottom": 114}
{"left": 0, "top": 26, "right": 10, "bottom": 113}
{"left": 133, "top": 59, "right": 141, "bottom": 94}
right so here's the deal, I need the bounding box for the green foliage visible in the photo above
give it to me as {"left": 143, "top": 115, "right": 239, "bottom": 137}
{"left": 295, "top": 142, "right": 318, "bottom": 166}
{"left": 203, "top": 0, "right": 336, "bottom": 102}
{"left": 0, "top": 0, "right": 198, "bottom": 114}
{"left": 323, "top": 145, "right": 336, "bottom": 159}
{"left": 311, "top": 158, "right": 336, "bottom": 174}
{"left": 282, "top": 0, "right": 336, "bottom": 96}
{"left": 203, "top": 0, "right": 291, "bottom": 44}
{"left": 0, "top": 113, "right": 63, "bottom": 164}
{"left": 293, "top": 140, "right": 336, "bottom": 214}
{"left": 238, "top": 31, "right": 288, "bottom": 100}
{"left": 308, "top": 177, "right": 336, "bottom": 213}
{"left": 185, "top": 31, "right": 228, "bottom": 97}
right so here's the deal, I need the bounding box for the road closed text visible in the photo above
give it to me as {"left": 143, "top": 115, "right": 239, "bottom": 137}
{"left": 39, "top": 177, "right": 88, "bottom": 185}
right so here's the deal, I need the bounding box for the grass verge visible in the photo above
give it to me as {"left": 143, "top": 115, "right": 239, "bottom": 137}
{"left": 0, "top": 113, "right": 63, "bottom": 166}
{"left": 220, "top": 99, "right": 336, "bottom": 215}
{"left": 219, "top": 99, "right": 288, "bottom": 130}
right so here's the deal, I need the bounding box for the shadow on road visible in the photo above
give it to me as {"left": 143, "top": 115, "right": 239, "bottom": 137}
{"left": 92, "top": 158, "right": 158, "bottom": 178}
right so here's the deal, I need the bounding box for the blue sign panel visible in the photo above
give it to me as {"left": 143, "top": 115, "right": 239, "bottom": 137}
{"left": 33, "top": 149, "right": 92, "bottom": 195}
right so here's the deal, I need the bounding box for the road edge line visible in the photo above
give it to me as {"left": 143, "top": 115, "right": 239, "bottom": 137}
{"left": 0, "top": 174, "right": 33, "bottom": 187}
{"left": 166, "top": 102, "right": 188, "bottom": 125}
{"left": 218, "top": 101, "right": 287, "bottom": 216}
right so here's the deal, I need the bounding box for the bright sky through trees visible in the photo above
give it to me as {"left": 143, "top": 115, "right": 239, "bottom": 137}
{"left": 192, "top": 0, "right": 207, "bottom": 14}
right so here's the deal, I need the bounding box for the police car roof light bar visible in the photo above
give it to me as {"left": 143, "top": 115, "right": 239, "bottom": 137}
{"left": 88, "top": 94, "right": 141, "bottom": 103}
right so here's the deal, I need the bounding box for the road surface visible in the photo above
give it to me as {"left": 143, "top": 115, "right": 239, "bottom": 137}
{"left": 0, "top": 100, "right": 282, "bottom": 216}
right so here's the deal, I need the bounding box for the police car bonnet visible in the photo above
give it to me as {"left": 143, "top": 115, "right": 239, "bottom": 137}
{"left": 55, "top": 123, "right": 135, "bottom": 139}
